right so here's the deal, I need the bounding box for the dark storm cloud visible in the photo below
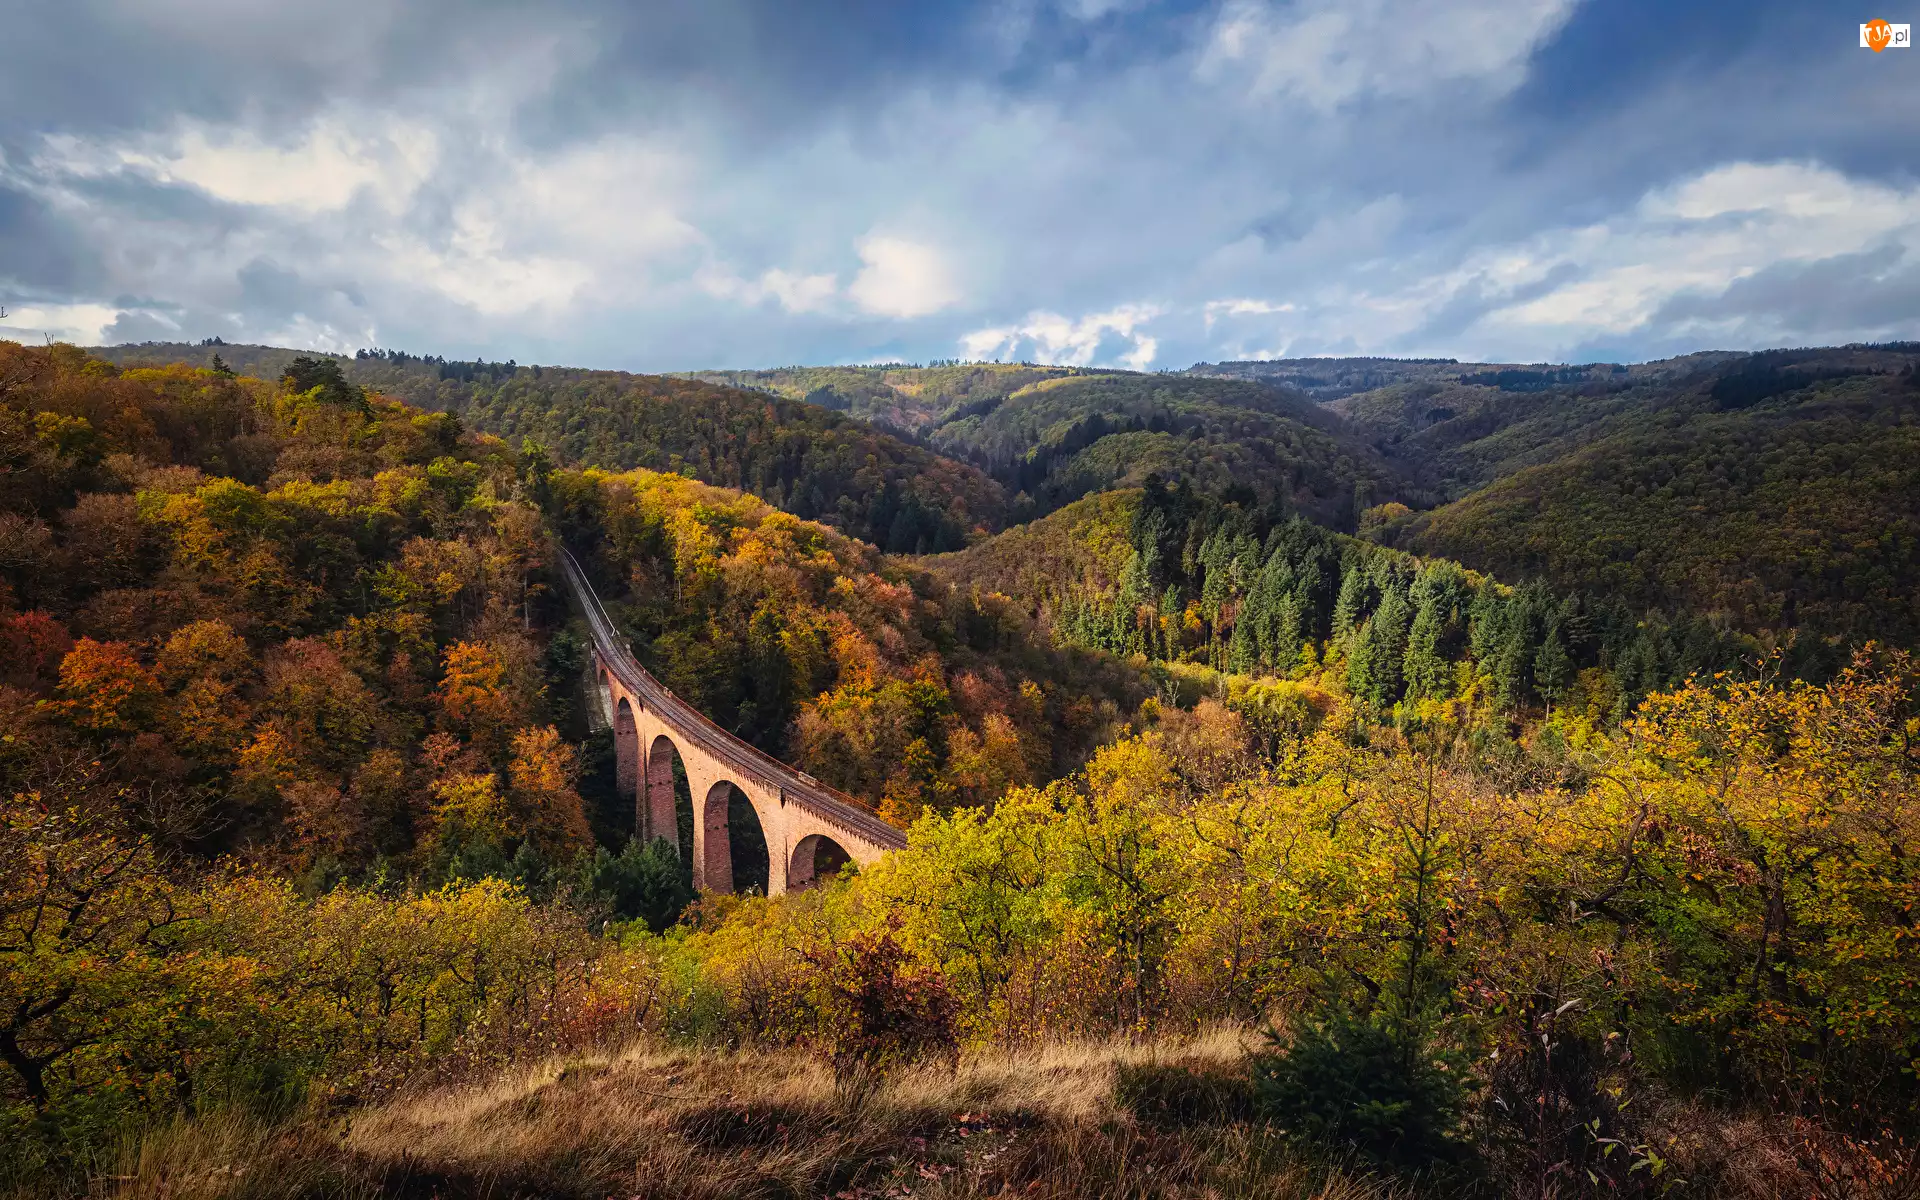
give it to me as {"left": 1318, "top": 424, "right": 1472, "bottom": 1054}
{"left": 0, "top": 186, "right": 93, "bottom": 293}
{"left": 1399, "top": 263, "right": 1585, "bottom": 350}
{"left": 1651, "top": 247, "right": 1920, "bottom": 343}
{"left": 0, "top": 0, "right": 1010, "bottom": 145}
{"left": 1497, "top": 0, "right": 1920, "bottom": 217}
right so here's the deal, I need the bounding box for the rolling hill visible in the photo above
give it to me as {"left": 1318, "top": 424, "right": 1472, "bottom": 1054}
{"left": 92, "top": 347, "right": 1404, "bottom": 533}
{"left": 87, "top": 342, "right": 1007, "bottom": 553}
{"left": 1396, "top": 357, "right": 1920, "bottom": 654}
{"left": 923, "top": 345, "right": 1920, "bottom": 699}
{"left": 687, "top": 362, "right": 1086, "bottom": 437}
{"left": 89, "top": 339, "right": 1920, "bottom": 658}
{"left": 1193, "top": 345, "right": 1920, "bottom": 656}
{"left": 918, "top": 372, "right": 1397, "bottom": 523}
{"left": 698, "top": 363, "right": 1398, "bottom": 526}
{"left": 1312, "top": 346, "right": 1909, "bottom": 500}
{"left": 23, "top": 335, "right": 1920, "bottom": 1200}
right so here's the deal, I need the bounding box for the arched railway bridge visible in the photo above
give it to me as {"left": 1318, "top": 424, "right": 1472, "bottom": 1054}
{"left": 560, "top": 549, "right": 907, "bottom": 895}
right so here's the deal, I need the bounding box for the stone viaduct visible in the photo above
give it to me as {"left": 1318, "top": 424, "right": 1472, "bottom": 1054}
{"left": 560, "top": 549, "right": 907, "bottom": 895}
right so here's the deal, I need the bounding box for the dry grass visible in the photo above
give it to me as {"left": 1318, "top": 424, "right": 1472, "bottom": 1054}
{"left": 91, "top": 1030, "right": 1920, "bottom": 1200}
{"left": 99, "top": 1027, "right": 1395, "bottom": 1200}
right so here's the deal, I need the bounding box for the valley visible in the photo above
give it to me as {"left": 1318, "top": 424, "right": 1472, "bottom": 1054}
{"left": 5, "top": 336, "right": 1917, "bottom": 1198}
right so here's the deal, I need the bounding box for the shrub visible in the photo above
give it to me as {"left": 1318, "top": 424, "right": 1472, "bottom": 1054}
{"left": 805, "top": 916, "right": 958, "bottom": 1084}
{"left": 1251, "top": 1006, "right": 1470, "bottom": 1171}
{"left": 584, "top": 836, "right": 695, "bottom": 932}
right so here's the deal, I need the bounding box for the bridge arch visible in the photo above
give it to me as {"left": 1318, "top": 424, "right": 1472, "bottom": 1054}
{"left": 789, "top": 833, "right": 852, "bottom": 890}
{"left": 644, "top": 734, "right": 690, "bottom": 850}
{"left": 700, "top": 780, "right": 771, "bottom": 895}
{"left": 613, "top": 698, "right": 639, "bottom": 805}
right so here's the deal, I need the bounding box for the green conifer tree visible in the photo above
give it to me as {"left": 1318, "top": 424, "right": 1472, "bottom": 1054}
{"left": 1333, "top": 566, "right": 1368, "bottom": 641}
{"left": 1119, "top": 547, "right": 1154, "bottom": 609}
{"left": 1404, "top": 595, "right": 1449, "bottom": 701}
{"left": 1534, "top": 620, "right": 1572, "bottom": 713}
{"left": 1493, "top": 619, "right": 1533, "bottom": 712}
{"left": 1347, "top": 618, "right": 1380, "bottom": 708}
{"left": 1160, "top": 583, "right": 1184, "bottom": 660}
{"left": 1370, "top": 585, "right": 1414, "bottom": 705}
{"left": 1227, "top": 609, "right": 1258, "bottom": 675}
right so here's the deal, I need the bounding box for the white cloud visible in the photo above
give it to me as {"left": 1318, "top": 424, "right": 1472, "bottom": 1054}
{"left": 698, "top": 264, "right": 841, "bottom": 314}
{"left": 62, "top": 118, "right": 439, "bottom": 213}
{"left": 1200, "top": 161, "right": 1920, "bottom": 361}
{"left": 962, "top": 303, "right": 1164, "bottom": 369}
{"left": 374, "top": 229, "right": 594, "bottom": 317}
{"left": 258, "top": 312, "right": 377, "bottom": 355}
{"left": 0, "top": 302, "right": 124, "bottom": 345}
{"left": 1200, "top": 0, "right": 1580, "bottom": 109}
{"left": 495, "top": 138, "right": 701, "bottom": 263}
{"left": 761, "top": 269, "right": 840, "bottom": 314}
{"left": 848, "top": 235, "right": 963, "bottom": 319}
{"left": 1203, "top": 297, "right": 1296, "bottom": 330}
{"left": 368, "top": 135, "right": 700, "bottom": 317}
{"left": 23, "top": 118, "right": 715, "bottom": 327}
{"left": 1478, "top": 162, "right": 1920, "bottom": 345}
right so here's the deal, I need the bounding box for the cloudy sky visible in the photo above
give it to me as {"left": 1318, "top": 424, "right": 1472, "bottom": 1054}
{"left": 0, "top": 0, "right": 1915, "bottom": 371}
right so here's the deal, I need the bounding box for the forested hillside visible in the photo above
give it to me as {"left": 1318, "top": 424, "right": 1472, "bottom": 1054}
{"left": 1192, "top": 355, "right": 1496, "bottom": 401}
{"left": 89, "top": 342, "right": 1007, "bottom": 553}
{"left": 918, "top": 372, "right": 1396, "bottom": 523}
{"left": 0, "top": 342, "right": 598, "bottom": 877}
{"left": 1324, "top": 345, "right": 1913, "bottom": 499}
{"left": 1189, "top": 345, "right": 1920, "bottom": 659}
{"left": 1358, "top": 348, "right": 1920, "bottom": 657}
{"left": 1188, "top": 351, "right": 1739, "bottom": 404}
{"left": 688, "top": 361, "right": 1084, "bottom": 436}
{"left": 930, "top": 478, "right": 1751, "bottom": 727}
{"left": 0, "top": 340, "right": 1159, "bottom": 1182}
{"left": 1, "top": 341, "right": 1144, "bottom": 864}
{"left": 14, "top": 336, "right": 1920, "bottom": 1199}
{"left": 438, "top": 368, "right": 1005, "bottom": 553}
{"left": 547, "top": 466, "right": 1144, "bottom": 825}
{"left": 90, "top": 340, "right": 1920, "bottom": 660}
{"left": 684, "top": 363, "right": 1397, "bottom": 527}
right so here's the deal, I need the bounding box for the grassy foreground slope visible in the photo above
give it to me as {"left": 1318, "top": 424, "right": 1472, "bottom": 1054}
{"left": 104, "top": 1027, "right": 1857, "bottom": 1200}
{"left": 119, "top": 1034, "right": 1395, "bottom": 1200}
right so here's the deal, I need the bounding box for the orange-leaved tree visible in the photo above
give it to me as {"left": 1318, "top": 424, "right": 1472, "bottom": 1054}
{"left": 52, "top": 638, "right": 159, "bottom": 732}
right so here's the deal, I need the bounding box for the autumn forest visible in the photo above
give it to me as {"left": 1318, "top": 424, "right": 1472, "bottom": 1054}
{"left": 5, "top": 338, "right": 1920, "bottom": 1199}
